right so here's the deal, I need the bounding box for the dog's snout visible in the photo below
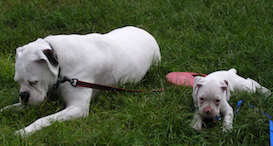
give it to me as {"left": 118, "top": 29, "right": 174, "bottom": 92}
{"left": 19, "top": 91, "right": 30, "bottom": 103}
{"left": 203, "top": 108, "right": 213, "bottom": 115}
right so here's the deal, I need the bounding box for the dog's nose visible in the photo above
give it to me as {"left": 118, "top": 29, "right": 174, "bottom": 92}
{"left": 19, "top": 91, "right": 30, "bottom": 103}
{"left": 204, "top": 108, "right": 213, "bottom": 115}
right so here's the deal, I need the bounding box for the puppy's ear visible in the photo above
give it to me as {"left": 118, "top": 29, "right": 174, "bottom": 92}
{"left": 36, "top": 49, "right": 59, "bottom": 76}
{"left": 220, "top": 80, "right": 228, "bottom": 90}
{"left": 192, "top": 76, "right": 205, "bottom": 102}
{"left": 220, "top": 80, "right": 230, "bottom": 100}
{"left": 193, "top": 76, "right": 205, "bottom": 90}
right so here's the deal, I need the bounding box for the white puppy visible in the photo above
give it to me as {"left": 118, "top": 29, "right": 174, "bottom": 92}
{"left": 191, "top": 68, "right": 271, "bottom": 132}
{"left": 1, "top": 26, "right": 161, "bottom": 137}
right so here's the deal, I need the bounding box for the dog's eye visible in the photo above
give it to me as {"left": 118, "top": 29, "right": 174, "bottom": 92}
{"left": 215, "top": 100, "right": 220, "bottom": 105}
{"left": 215, "top": 99, "right": 220, "bottom": 106}
{"left": 29, "top": 81, "right": 38, "bottom": 86}
{"left": 200, "top": 98, "right": 204, "bottom": 101}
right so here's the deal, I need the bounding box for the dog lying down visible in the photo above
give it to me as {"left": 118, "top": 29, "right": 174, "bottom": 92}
{"left": 191, "top": 68, "right": 271, "bottom": 132}
{"left": 0, "top": 26, "right": 161, "bottom": 137}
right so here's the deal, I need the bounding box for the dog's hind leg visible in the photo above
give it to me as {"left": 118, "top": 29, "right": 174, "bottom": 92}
{"left": 246, "top": 78, "right": 271, "bottom": 96}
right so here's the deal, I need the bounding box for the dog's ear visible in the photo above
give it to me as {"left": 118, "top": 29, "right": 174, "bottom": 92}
{"left": 15, "top": 47, "right": 27, "bottom": 61}
{"left": 43, "top": 49, "right": 59, "bottom": 67}
{"left": 192, "top": 76, "right": 205, "bottom": 104}
{"left": 193, "top": 76, "right": 204, "bottom": 84}
{"left": 36, "top": 49, "right": 59, "bottom": 76}
{"left": 220, "top": 80, "right": 230, "bottom": 100}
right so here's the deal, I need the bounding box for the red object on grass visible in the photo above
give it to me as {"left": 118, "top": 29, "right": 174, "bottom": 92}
{"left": 166, "top": 72, "right": 207, "bottom": 87}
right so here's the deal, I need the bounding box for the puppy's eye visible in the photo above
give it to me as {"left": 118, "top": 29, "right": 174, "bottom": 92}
{"left": 29, "top": 81, "right": 38, "bottom": 86}
{"left": 200, "top": 98, "right": 204, "bottom": 101}
{"left": 216, "top": 100, "right": 220, "bottom": 102}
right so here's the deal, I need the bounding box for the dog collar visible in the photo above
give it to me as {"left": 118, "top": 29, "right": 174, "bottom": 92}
{"left": 53, "top": 68, "right": 62, "bottom": 89}
{"left": 53, "top": 74, "right": 78, "bottom": 89}
{"left": 44, "top": 40, "right": 62, "bottom": 89}
{"left": 45, "top": 40, "right": 55, "bottom": 51}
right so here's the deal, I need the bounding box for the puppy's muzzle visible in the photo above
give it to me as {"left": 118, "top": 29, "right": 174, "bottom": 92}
{"left": 203, "top": 107, "right": 214, "bottom": 117}
{"left": 19, "top": 91, "right": 30, "bottom": 104}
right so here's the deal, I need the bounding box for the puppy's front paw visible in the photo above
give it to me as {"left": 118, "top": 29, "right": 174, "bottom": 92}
{"left": 191, "top": 114, "right": 202, "bottom": 131}
{"left": 14, "top": 129, "right": 30, "bottom": 138}
{"left": 192, "top": 121, "right": 202, "bottom": 130}
{"left": 222, "top": 125, "right": 233, "bottom": 133}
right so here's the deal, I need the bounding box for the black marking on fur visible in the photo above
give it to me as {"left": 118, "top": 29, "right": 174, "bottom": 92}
{"left": 43, "top": 49, "right": 59, "bottom": 67}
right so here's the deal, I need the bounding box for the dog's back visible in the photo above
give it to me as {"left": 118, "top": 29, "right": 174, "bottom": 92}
{"left": 205, "top": 68, "right": 270, "bottom": 95}
{"left": 104, "top": 26, "right": 161, "bottom": 84}
{"left": 44, "top": 26, "right": 161, "bottom": 86}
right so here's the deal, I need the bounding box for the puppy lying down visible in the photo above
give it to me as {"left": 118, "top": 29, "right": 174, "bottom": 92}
{"left": 191, "top": 68, "right": 271, "bottom": 132}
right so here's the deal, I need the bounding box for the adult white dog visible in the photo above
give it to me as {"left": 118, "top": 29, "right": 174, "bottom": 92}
{"left": 1, "top": 26, "right": 161, "bottom": 137}
{"left": 191, "top": 68, "right": 271, "bottom": 132}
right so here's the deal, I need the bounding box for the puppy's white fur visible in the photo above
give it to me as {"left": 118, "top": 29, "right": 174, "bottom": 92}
{"left": 1, "top": 26, "right": 161, "bottom": 137}
{"left": 191, "top": 68, "right": 271, "bottom": 132}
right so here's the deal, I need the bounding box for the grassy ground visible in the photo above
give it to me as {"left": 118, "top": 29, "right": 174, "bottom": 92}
{"left": 0, "top": 0, "right": 273, "bottom": 145}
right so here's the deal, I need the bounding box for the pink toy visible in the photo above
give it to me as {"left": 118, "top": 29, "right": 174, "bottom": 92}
{"left": 166, "top": 72, "right": 207, "bottom": 87}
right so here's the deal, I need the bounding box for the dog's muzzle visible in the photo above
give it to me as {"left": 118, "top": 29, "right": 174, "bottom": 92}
{"left": 19, "top": 91, "right": 30, "bottom": 104}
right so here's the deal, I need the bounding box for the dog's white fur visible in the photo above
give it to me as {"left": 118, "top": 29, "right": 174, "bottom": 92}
{"left": 191, "top": 68, "right": 271, "bottom": 132}
{"left": 1, "top": 26, "right": 161, "bottom": 137}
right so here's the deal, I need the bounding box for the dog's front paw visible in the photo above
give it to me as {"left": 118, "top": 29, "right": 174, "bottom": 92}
{"left": 191, "top": 114, "right": 202, "bottom": 131}
{"left": 14, "top": 129, "right": 30, "bottom": 138}
{"left": 222, "top": 125, "right": 233, "bottom": 133}
{"left": 192, "top": 121, "right": 202, "bottom": 130}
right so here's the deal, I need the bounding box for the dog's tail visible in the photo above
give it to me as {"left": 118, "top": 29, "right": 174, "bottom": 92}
{"left": 228, "top": 68, "right": 237, "bottom": 74}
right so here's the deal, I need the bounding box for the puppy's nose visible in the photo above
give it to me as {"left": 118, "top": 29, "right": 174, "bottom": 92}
{"left": 204, "top": 108, "right": 213, "bottom": 115}
{"left": 19, "top": 91, "right": 30, "bottom": 103}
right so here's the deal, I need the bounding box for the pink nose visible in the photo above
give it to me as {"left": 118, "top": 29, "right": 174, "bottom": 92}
{"left": 203, "top": 108, "right": 213, "bottom": 115}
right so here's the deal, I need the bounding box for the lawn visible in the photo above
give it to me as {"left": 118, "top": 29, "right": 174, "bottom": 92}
{"left": 0, "top": 0, "right": 273, "bottom": 145}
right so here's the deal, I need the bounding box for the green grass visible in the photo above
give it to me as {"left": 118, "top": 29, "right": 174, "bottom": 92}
{"left": 1, "top": 0, "right": 273, "bottom": 145}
